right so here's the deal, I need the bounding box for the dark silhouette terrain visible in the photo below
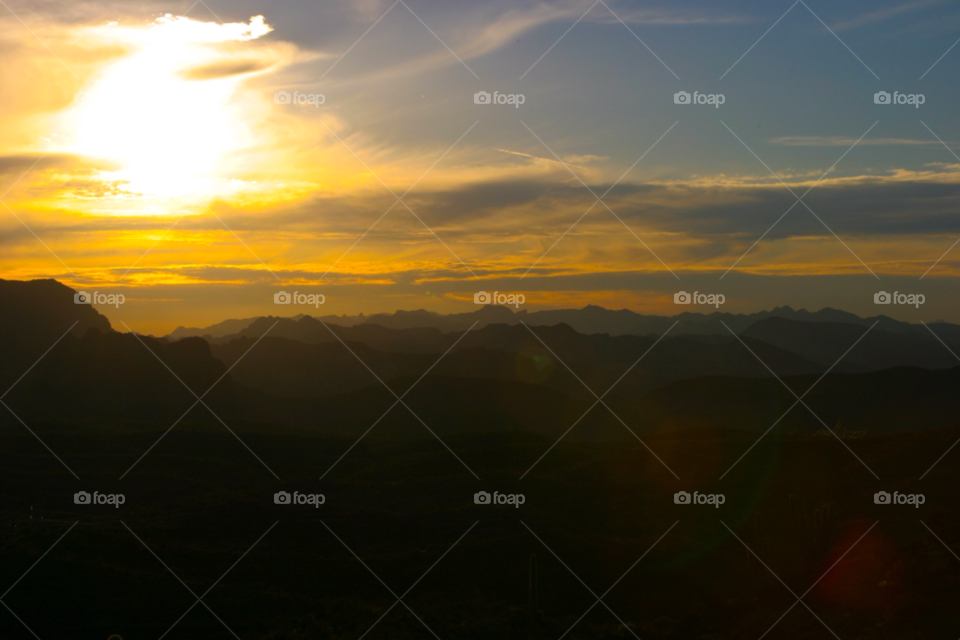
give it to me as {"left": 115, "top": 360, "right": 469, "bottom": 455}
{"left": 1, "top": 278, "right": 959, "bottom": 639}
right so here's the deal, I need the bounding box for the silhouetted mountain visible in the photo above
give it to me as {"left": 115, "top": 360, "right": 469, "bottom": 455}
{"left": 360, "top": 304, "right": 518, "bottom": 332}
{"left": 357, "top": 303, "right": 960, "bottom": 337}
{"left": 742, "top": 317, "right": 960, "bottom": 371}
{"left": 0, "top": 280, "right": 252, "bottom": 424}
{"left": 3, "top": 329, "right": 242, "bottom": 424}
{"left": 169, "top": 303, "right": 960, "bottom": 344}
{"left": 218, "top": 315, "right": 447, "bottom": 352}
{"left": 166, "top": 317, "right": 265, "bottom": 340}
{"left": 0, "top": 279, "right": 113, "bottom": 390}
{"left": 636, "top": 365, "right": 960, "bottom": 436}
{"left": 209, "top": 321, "right": 824, "bottom": 402}
{"left": 166, "top": 313, "right": 365, "bottom": 340}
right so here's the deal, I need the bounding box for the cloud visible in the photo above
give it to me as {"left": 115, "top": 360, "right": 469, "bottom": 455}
{"left": 0, "top": 153, "right": 84, "bottom": 175}
{"left": 0, "top": 153, "right": 123, "bottom": 192}
{"left": 98, "top": 164, "right": 960, "bottom": 246}
{"left": 275, "top": 0, "right": 750, "bottom": 84}
{"left": 4, "top": 0, "right": 960, "bottom": 293}
{"left": 179, "top": 59, "right": 265, "bottom": 80}
{"left": 495, "top": 148, "right": 598, "bottom": 169}
{"left": 587, "top": 4, "right": 755, "bottom": 26}
{"left": 829, "top": 0, "right": 945, "bottom": 31}
{"left": 770, "top": 136, "right": 950, "bottom": 147}
{"left": 86, "top": 14, "right": 273, "bottom": 45}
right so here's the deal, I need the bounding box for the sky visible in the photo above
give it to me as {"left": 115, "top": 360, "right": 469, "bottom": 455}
{"left": 1, "top": 0, "right": 959, "bottom": 334}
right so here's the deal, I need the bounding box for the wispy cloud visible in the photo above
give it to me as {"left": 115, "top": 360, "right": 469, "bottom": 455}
{"left": 770, "top": 136, "right": 951, "bottom": 147}
{"left": 829, "top": 0, "right": 945, "bottom": 31}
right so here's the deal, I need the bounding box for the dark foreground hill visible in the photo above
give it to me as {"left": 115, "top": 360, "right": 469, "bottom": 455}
{"left": 2, "top": 420, "right": 960, "bottom": 639}
{"left": 743, "top": 316, "right": 959, "bottom": 371}
{"left": 207, "top": 320, "right": 823, "bottom": 401}
{"left": 0, "top": 278, "right": 111, "bottom": 390}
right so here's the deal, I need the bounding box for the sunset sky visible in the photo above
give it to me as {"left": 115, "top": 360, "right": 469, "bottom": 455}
{"left": 2, "top": 0, "right": 959, "bottom": 334}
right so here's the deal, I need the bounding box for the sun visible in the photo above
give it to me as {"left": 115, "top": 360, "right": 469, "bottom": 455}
{"left": 62, "top": 15, "right": 273, "bottom": 202}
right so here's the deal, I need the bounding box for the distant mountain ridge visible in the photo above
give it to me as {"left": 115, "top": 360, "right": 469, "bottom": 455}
{"left": 163, "top": 303, "right": 957, "bottom": 340}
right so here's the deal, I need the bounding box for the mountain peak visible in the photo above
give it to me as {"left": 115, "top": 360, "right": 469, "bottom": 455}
{"left": 473, "top": 304, "right": 516, "bottom": 318}
{"left": 0, "top": 278, "right": 114, "bottom": 378}
{"left": 0, "top": 278, "right": 112, "bottom": 335}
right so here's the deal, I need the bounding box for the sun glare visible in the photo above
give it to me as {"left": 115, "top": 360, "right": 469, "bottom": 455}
{"left": 62, "top": 15, "right": 273, "bottom": 203}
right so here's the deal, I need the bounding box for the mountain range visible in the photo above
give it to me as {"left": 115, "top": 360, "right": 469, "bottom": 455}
{"left": 2, "top": 278, "right": 958, "bottom": 440}
{"left": 166, "top": 302, "right": 959, "bottom": 340}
